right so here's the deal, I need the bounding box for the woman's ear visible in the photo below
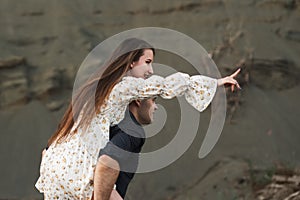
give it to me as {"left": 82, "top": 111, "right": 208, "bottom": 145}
{"left": 130, "top": 62, "right": 135, "bottom": 68}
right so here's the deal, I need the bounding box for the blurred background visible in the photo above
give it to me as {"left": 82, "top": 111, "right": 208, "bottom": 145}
{"left": 0, "top": 0, "right": 299, "bottom": 199}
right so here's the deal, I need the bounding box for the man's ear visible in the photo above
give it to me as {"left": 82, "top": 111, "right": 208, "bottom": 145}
{"left": 133, "top": 99, "right": 141, "bottom": 107}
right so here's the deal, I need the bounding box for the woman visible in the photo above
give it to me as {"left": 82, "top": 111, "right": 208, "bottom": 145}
{"left": 35, "top": 38, "right": 241, "bottom": 199}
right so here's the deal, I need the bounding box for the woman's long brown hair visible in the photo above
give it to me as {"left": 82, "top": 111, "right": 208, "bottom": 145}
{"left": 47, "top": 38, "right": 155, "bottom": 146}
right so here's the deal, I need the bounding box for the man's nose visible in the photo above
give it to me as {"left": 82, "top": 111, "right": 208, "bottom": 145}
{"left": 154, "top": 103, "right": 158, "bottom": 110}
{"left": 149, "top": 64, "right": 154, "bottom": 75}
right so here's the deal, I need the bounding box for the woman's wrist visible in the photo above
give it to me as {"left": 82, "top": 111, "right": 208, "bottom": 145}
{"left": 217, "top": 78, "right": 223, "bottom": 87}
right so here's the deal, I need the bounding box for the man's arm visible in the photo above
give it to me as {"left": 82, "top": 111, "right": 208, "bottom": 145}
{"left": 95, "top": 123, "right": 143, "bottom": 199}
{"left": 93, "top": 154, "right": 122, "bottom": 200}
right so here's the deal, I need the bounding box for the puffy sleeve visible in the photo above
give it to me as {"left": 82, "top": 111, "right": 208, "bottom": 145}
{"left": 110, "top": 72, "right": 217, "bottom": 112}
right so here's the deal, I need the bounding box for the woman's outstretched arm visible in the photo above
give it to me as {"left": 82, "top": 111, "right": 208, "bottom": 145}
{"left": 109, "top": 69, "right": 241, "bottom": 114}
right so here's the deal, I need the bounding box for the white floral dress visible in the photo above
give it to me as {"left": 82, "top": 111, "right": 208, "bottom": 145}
{"left": 35, "top": 72, "right": 217, "bottom": 199}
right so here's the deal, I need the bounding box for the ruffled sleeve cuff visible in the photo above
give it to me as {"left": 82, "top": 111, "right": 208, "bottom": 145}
{"left": 184, "top": 75, "right": 217, "bottom": 112}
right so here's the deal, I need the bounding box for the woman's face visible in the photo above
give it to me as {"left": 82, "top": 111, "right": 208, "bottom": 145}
{"left": 128, "top": 49, "right": 154, "bottom": 79}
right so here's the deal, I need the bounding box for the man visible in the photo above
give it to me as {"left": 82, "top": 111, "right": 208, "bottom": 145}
{"left": 94, "top": 97, "right": 158, "bottom": 199}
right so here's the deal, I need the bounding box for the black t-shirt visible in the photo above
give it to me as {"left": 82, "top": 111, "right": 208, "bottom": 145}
{"left": 99, "top": 110, "right": 145, "bottom": 198}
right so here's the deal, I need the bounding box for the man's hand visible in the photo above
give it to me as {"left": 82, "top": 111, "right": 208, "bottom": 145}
{"left": 93, "top": 155, "right": 120, "bottom": 200}
{"left": 110, "top": 189, "right": 123, "bottom": 200}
